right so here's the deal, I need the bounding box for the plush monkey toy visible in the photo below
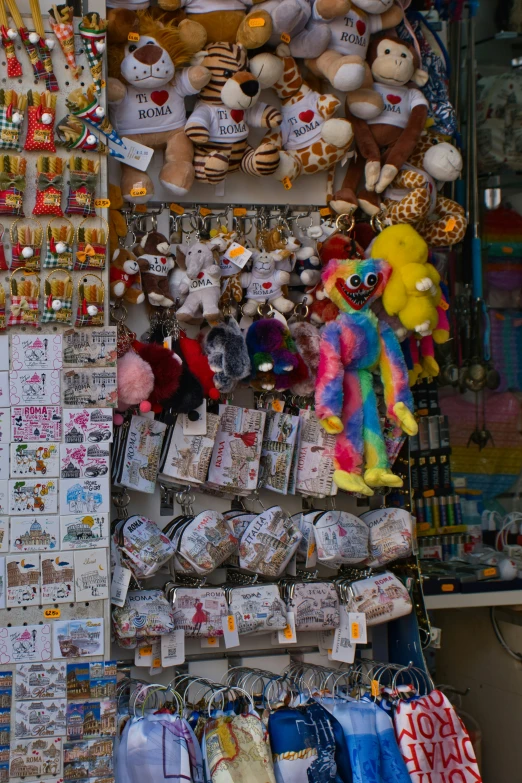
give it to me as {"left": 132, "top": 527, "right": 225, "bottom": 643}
{"left": 330, "top": 34, "right": 429, "bottom": 217}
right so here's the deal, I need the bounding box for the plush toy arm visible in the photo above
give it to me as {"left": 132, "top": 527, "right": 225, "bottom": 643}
{"left": 275, "top": 270, "right": 290, "bottom": 285}
{"left": 315, "top": 320, "right": 345, "bottom": 423}
{"left": 378, "top": 320, "right": 418, "bottom": 435}
{"left": 107, "top": 77, "right": 127, "bottom": 105}
{"left": 185, "top": 104, "right": 212, "bottom": 144}
{"left": 183, "top": 65, "right": 211, "bottom": 94}
{"left": 248, "top": 102, "right": 282, "bottom": 130}
{"left": 317, "top": 94, "right": 341, "bottom": 120}
{"left": 347, "top": 108, "right": 380, "bottom": 162}
{"left": 377, "top": 105, "right": 428, "bottom": 192}
{"left": 240, "top": 271, "right": 252, "bottom": 288}
{"left": 381, "top": 4, "right": 404, "bottom": 29}
{"left": 381, "top": 271, "right": 408, "bottom": 317}
{"left": 313, "top": 0, "right": 352, "bottom": 22}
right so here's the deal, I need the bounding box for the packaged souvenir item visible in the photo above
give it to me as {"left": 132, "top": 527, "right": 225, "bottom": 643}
{"left": 74, "top": 273, "right": 104, "bottom": 327}
{"left": 10, "top": 218, "right": 42, "bottom": 270}
{"left": 78, "top": 12, "right": 107, "bottom": 94}
{"left": 239, "top": 506, "right": 302, "bottom": 578}
{"left": 24, "top": 91, "right": 57, "bottom": 152}
{"left": 42, "top": 270, "right": 73, "bottom": 324}
{"left": 207, "top": 405, "right": 266, "bottom": 495}
{"left": 227, "top": 583, "right": 287, "bottom": 635}
{"left": 115, "top": 414, "right": 166, "bottom": 494}
{"left": 287, "top": 580, "right": 340, "bottom": 631}
{"left": 7, "top": 268, "right": 40, "bottom": 327}
{"left": 43, "top": 218, "right": 74, "bottom": 270}
{"left": 360, "top": 507, "right": 413, "bottom": 567}
{"left": 314, "top": 510, "right": 369, "bottom": 567}
{"left": 75, "top": 217, "right": 107, "bottom": 271}
{"left": 170, "top": 585, "right": 227, "bottom": 638}
{"left": 49, "top": 5, "right": 79, "bottom": 78}
{"left": 0, "top": 90, "right": 26, "bottom": 149}
{"left": 0, "top": 154, "right": 25, "bottom": 216}
{"left": 66, "top": 157, "right": 100, "bottom": 217}
{"left": 347, "top": 572, "right": 412, "bottom": 626}
{"left": 114, "top": 514, "right": 175, "bottom": 578}
{"left": 33, "top": 156, "right": 64, "bottom": 216}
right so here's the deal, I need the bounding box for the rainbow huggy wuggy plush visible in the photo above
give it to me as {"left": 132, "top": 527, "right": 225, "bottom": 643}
{"left": 315, "top": 233, "right": 418, "bottom": 496}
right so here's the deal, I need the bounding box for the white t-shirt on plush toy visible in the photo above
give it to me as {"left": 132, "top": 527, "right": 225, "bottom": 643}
{"left": 368, "top": 84, "right": 429, "bottom": 130}
{"left": 187, "top": 103, "right": 266, "bottom": 144}
{"left": 179, "top": 0, "right": 247, "bottom": 11}
{"left": 281, "top": 93, "right": 323, "bottom": 150}
{"left": 312, "top": 4, "right": 383, "bottom": 58}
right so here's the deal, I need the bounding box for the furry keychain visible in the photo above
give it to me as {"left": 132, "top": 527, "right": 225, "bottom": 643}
{"left": 203, "top": 317, "right": 250, "bottom": 394}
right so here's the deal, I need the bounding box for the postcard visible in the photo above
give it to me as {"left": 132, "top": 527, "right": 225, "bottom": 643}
{"left": 52, "top": 618, "right": 104, "bottom": 659}
{"left": 0, "top": 444, "right": 8, "bottom": 480}
{"left": 0, "top": 557, "right": 4, "bottom": 610}
{"left": 11, "top": 334, "right": 63, "bottom": 371}
{"left": 62, "top": 327, "right": 117, "bottom": 368}
{"left": 10, "top": 516, "right": 60, "bottom": 552}
{"left": 41, "top": 553, "right": 75, "bottom": 604}
{"left": 11, "top": 406, "right": 62, "bottom": 443}
{"left": 60, "top": 443, "right": 109, "bottom": 480}
{"left": 0, "top": 624, "right": 52, "bottom": 664}
{"left": 66, "top": 661, "right": 116, "bottom": 702}
{"left": 0, "top": 373, "right": 8, "bottom": 406}
{"left": 66, "top": 700, "right": 115, "bottom": 741}
{"left": 10, "top": 370, "right": 61, "bottom": 407}
{"left": 74, "top": 550, "right": 108, "bottom": 601}
{"left": 6, "top": 554, "right": 41, "bottom": 606}
{"left": 0, "top": 409, "right": 8, "bottom": 443}
{"left": 0, "top": 518, "right": 7, "bottom": 553}
{"left": 15, "top": 662, "right": 66, "bottom": 700}
{"left": 10, "top": 442, "right": 60, "bottom": 478}
{"left": 15, "top": 698, "right": 66, "bottom": 738}
{"left": 9, "top": 478, "right": 58, "bottom": 515}
{"left": 61, "top": 369, "right": 117, "bottom": 408}
{"left": 62, "top": 409, "right": 113, "bottom": 444}
{"left": 59, "top": 478, "right": 110, "bottom": 516}
{"left": 9, "top": 736, "right": 62, "bottom": 779}
{"left": 63, "top": 738, "right": 113, "bottom": 782}
{"left": 119, "top": 415, "right": 166, "bottom": 494}
{"left": 0, "top": 482, "right": 6, "bottom": 515}
{"left": 59, "top": 514, "right": 109, "bottom": 551}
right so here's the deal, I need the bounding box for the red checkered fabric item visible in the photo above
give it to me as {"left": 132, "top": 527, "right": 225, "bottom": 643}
{"left": 7, "top": 294, "right": 39, "bottom": 326}
{"left": 24, "top": 106, "right": 56, "bottom": 152}
{"left": 0, "top": 188, "right": 24, "bottom": 216}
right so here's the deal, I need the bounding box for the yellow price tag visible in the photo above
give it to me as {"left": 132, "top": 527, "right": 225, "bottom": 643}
{"left": 320, "top": 207, "right": 332, "bottom": 216}
{"left": 371, "top": 680, "right": 380, "bottom": 698}
{"left": 282, "top": 176, "right": 292, "bottom": 190}
{"left": 101, "top": 80, "right": 106, "bottom": 89}
{"left": 170, "top": 203, "right": 184, "bottom": 215}
{"left": 229, "top": 245, "right": 245, "bottom": 259}
{"left": 94, "top": 198, "right": 110, "bottom": 208}
{"left": 128, "top": 32, "right": 140, "bottom": 41}
{"left": 207, "top": 636, "right": 218, "bottom": 646}
{"left": 423, "top": 489, "right": 435, "bottom": 498}
{"left": 272, "top": 400, "right": 284, "bottom": 413}
{"left": 130, "top": 187, "right": 147, "bottom": 198}
{"left": 227, "top": 615, "right": 236, "bottom": 632}
{"left": 152, "top": 657, "right": 161, "bottom": 668}
{"left": 502, "top": 245, "right": 513, "bottom": 254}
{"left": 233, "top": 207, "right": 247, "bottom": 217}
{"left": 444, "top": 217, "right": 457, "bottom": 232}
{"left": 199, "top": 207, "right": 212, "bottom": 217}
{"left": 484, "top": 567, "right": 496, "bottom": 577}
{"left": 351, "top": 622, "right": 360, "bottom": 641}
{"left": 307, "top": 541, "right": 316, "bottom": 557}
{"left": 280, "top": 32, "right": 291, "bottom": 43}
{"left": 441, "top": 584, "right": 455, "bottom": 592}
{"left": 440, "top": 299, "right": 449, "bottom": 310}
{"left": 139, "top": 645, "right": 153, "bottom": 656}
{"left": 248, "top": 16, "right": 265, "bottom": 27}
{"left": 283, "top": 624, "right": 294, "bottom": 639}
{"left": 43, "top": 608, "right": 60, "bottom": 619}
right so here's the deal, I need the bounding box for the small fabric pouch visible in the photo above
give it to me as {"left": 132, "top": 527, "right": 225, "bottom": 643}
{"left": 239, "top": 506, "right": 302, "bottom": 578}
{"left": 74, "top": 217, "right": 108, "bottom": 271}
{"left": 177, "top": 510, "right": 238, "bottom": 575}
{"left": 112, "top": 589, "right": 175, "bottom": 643}
{"left": 294, "top": 510, "right": 321, "bottom": 566}
{"left": 228, "top": 584, "right": 287, "bottom": 635}
{"left": 288, "top": 581, "right": 340, "bottom": 632}
{"left": 171, "top": 586, "right": 227, "bottom": 638}
{"left": 314, "top": 510, "right": 370, "bottom": 567}
{"left": 33, "top": 168, "right": 64, "bottom": 217}
{"left": 222, "top": 510, "right": 256, "bottom": 567}
{"left": 43, "top": 218, "right": 74, "bottom": 270}
{"left": 24, "top": 100, "right": 56, "bottom": 152}
{"left": 66, "top": 169, "right": 98, "bottom": 217}
{"left": 0, "top": 94, "right": 24, "bottom": 149}
{"left": 0, "top": 157, "right": 25, "bottom": 216}
{"left": 203, "top": 710, "right": 275, "bottom": 783}
{"left": 7, "top": 267, "right": 39, "bottom": 327}
{"left": 75, "top": 272, "right": 104, "bottom": 327}
{"left": 348, "top": 572, "right": 412, "bottom": 626}
{"left": 41, "top": 269, "right": 73, "bottom": 324}
{"left": 360, "top": 508, "right": 413, "bottom": 567}
{"left": 114, "top": 515, "right": 176, "bottom": 579}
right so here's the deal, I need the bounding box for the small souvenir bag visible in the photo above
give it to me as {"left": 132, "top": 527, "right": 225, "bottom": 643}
{"left": 75, "top": 272, "right": 104, "bottom": 327}
{"left": 42, "top": 270, "right": 73, "bottom": 324}
{"left": 227, "top": 583, "right": 287, "bottom": 636}
{"left": 168, "top": 585, "right": 228, "bottom": 638}
{"left": 7, "top": 267, "right": 40, "bottom": 327}
{"left": 0, "top": 155, "right": 26, "bottom": 216}
{"left": 360, "top": 508, "right": 413, "bottom": 567}
{"left": 238, "top": 506, "right": 302, "bottom": 578}
{"left": 286, "top": 580, "right": 340, "bottom": 632}
{"left": 75, "top": 216, "right": 107, "bottom": 271}
{"left": 33, "top": 156, "right": 64, "bottom": 216}
{"left": 313, "top": 510, "right": 370, "bottom": 567}
{"left": 0, "top": 90, "right": 26, "bottom": 149}
{"left": 66, "top": 156, "right": 99, "bottom": 217}
{"left": 345, "top": 571, "right": 413, "bottom": 626}
{"left": 176, "top": 510, "right": 238, "bottom": 575}
{"left": 43, "top": 218, "right": 74, "bottom": 270}
{"left": 24, "top": 90, "right": 56, "bottom": 152}
{"left": 112, "top": 590, "right": 176, "bottom": 647}
{"left": 10, "top": 218, "right": 42, "bottom": 270}
{"left": 113, "top": 515, "right": 176, "bottom": 579}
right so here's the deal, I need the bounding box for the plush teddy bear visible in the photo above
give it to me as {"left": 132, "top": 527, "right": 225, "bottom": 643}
{"left": 382, "top": 131, "right": 467, "bottom": 247}
{"left": 330, "top": 34, "right": 429, "bottom": 217}
{"left": 175, "top": 240, "right": 222, "bottom": 322}
{"left": 184, "top": 43, "right": 283, "bottom": 185}
{"left": 135, "top": 230, "right": 176, "bottom": 307}
{"left": 110, "top": 247, "right": 145, "bottom": 305}
{"left": 241, "top": 250, "right": 293, "bottom": 316}
{"left": 107, "top": 10, "right": 210, "bottom": 202}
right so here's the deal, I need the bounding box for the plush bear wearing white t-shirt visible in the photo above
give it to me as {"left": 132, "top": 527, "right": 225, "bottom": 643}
{"left": 330, "top": 35, "right": 429, "bottom": 217}
{"left": 240, "top": 251, "right": 293, "bottom": 316}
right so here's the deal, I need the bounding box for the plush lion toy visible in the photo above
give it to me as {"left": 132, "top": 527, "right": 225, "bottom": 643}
{"left": 107, "top": 9, "right": 209, "bottom": 202}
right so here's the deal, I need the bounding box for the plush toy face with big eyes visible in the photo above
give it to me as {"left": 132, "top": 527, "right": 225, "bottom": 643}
{"left": 322, "top": 258, "right": 391, "bottom": 313}
{"left": 371, "top": 39, "right": 417, "bottom": 87}
{"left": 121, "top": 35, "right": 175, "bottom": 87}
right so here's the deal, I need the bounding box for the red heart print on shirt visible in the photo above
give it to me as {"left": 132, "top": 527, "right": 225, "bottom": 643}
{"left": 160, "top": 257, "right": 167, "bottom": 264}
{"left": 262, "top": 282, "right": 272, "bottom": 289}
{"left": 230, "top": 110, "right": 244, "bottom": 122}
{"left": 197, "top": 272, "right": 204, "bottom": 279}
{"left": 150, "top": 90, "right": 169, "bottom": 107}
{"left": 299, "top": 110, "right": 314, "bottom": 123}
{"left": 356, "top": 20, "right": 366, "bottom": 35}
{"left": 387, "top": 94, "right": 402, "bottom": 105}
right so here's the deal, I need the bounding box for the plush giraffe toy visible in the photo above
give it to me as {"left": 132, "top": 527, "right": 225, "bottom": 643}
{"left": 262, "top": 45, "right": 353, "bottom": 187}
{"left": 315, "top": 233, "right": 417, "bottom": 496}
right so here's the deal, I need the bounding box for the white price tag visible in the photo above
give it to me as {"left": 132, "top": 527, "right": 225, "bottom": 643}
{"left": 223, "top": 242, "right": 252, "bottom": 270}
{"left": 150, "top": 640, "right": 162, "bottom": 672}
{"left": 110, "top": 565, "right": 131, "bottom": 607}
{"left": 348, "top": 612, "right": 367, "bottom": 644}
{"left": 330, "top": 628, "right": 356, "bottom": 663}
{"left": 286, "top": 554, "right": 297, "bottom": 577}
{"left": 183, "top": 400, "right": 207, "bottom": 436}
{"left": 222, "top": 614, "right": 240, "bottom": 649}
{"left": 318, "top": 630, "right": 335, "bottom": 654}
{"left": 110, "top": 136, "right": 155, "bottom": 171}
{"left": 277, "top": 611, "right": 297, "bottom": 644}
{"left": 161, "top": 630, "right": 185, "bottom": 666}
{"left": 134, "top": 644, "right": 153, "bottom": 667}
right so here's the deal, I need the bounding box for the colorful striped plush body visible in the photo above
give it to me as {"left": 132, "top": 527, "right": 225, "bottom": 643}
{"left": 315, "top": 236, "right": 418, "bottom": 496}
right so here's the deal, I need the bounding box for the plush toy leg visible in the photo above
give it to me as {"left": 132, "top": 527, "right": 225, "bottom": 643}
{"left": 241, "top": 143, "right": 280, "bottom": 177}
{"left": 419, "top": 334, "right": 439, "bottom": 378}
{"left": 159, "top": 131, "right": 195, "bottom": 197}
{"left": 199, "top": 150, "right": 231, "bottom": 185}
{"left": 288, "top": 24, "right": 330, "bottom": 60}
{"left": 141, "top": 271, "right": 174, "bottom": 308}
{"left": 306, "top": 50, "right": 365, "bottom": 92}
{"left": 382, "top": 188, "right": 431, "bottom": 225}
{"left": 121, "top": 164, "right": 154, "bottom": 204}
{"left": 271, "top": 294, "right": 294, "bottom": 313}
{"left": 200, "top": 287, "right": 221, "bottom": 323}
{"left": 274, "top": 150, "right": 302, "bottom": 183}
{"left": 358, "top": 189, "right": 381, "bottom": 217}
{"left": 236, "top": 9, "right": 273, "bottom": 48}
{"left": 242, "top": 299, "right": 259, "bottom": 317}
{"left": 433, "top": 301, "right": 450, "bottom": 344}
{"left": 418, "top": 197, "right": 467, "bottom": 247}
{"left": 359, "top": 370, "right": 403, "bottom": 489}
{"left": 345, "top": 62, "right": 384, "bottom": 121}
{"left": 176, "top": 294, "right": 201, "bottom": 322}
{"left": 330, "top": 154, "right": 365, "bottom": 215}
{"left": 332, "top": 370, "right": 374, "bottom": 496}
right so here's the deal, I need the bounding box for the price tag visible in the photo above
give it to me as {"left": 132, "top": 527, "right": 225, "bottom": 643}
{"left": 371, "top": 679, "right": 380, "bottom": 698}
{"left": 330, "top": 628, "right": 355, "bottom": 663}
{"left": 440, "top": 299, "right": 449, "bottom": 310}
{"left": 199, "top": 207, "right": 212, "bottom": 217}
{"left": 150, "top": 640, "right": 162, "bottom": 671}
{"left": 135, "top": 645, "right": 153, "bottom": 667}
{"left": 280, "top": 32, "right": 291, "bottom": 43}
{"left": 43, "top": 608, "right": 60, "bottom": 619}
{"left": 170, "top": 203, "right": 185, "bottom": 215}
{"left": 201, "top": 636, "right": 220, "bottom": 648}
{"left": 111, "top": 565, "right": 132, "bottom": 607}
{"left": 94, "top": 199, "right": 110, "bottom": 208}
{"left": 161, "top": 629, "right": 185, "bottom": 666}
{"left": 130, "top": 187, "right": 147, "bottom": 198}
{"left": 305, "top": 528, "right": 317, "bottom": 569}
{"left": 282, "top": 177, "right": 292, "bottom": 190}
{"left": 128, "top": 32, "right": 140, "bottom": 41}
{"left": 444, "top": 217, "right": 457, "bottom": 232}
{"left": 277, "top": 611, "right": 297, "bottom": 644}
{"left": 484, "top": 567, "right": 497, "bottom": 577}
{"left": 319, "top": 207, "right": 332, "bottom": 216}
{"left": 101, "top": 80, "right": 106, "bottom": 89}
{"left": 233, "top": 207, "right": 247, "bottom": 217}
{"left": 223, "top": 242, "right": 252, "bottom": 270}
{"left": 248, "top": 16, "right": 265, "bottom": 26}
{"left": 441, "top": 583, "right": 455, "bottom": 592}
{"left": 272, "top": 399, "right": 284, "bottom": 413}
{"left": 222, "top": 614, "right": 240, "bottom": 649}
{"left": 348, "top": 612, "right": 367, "bottom": 644}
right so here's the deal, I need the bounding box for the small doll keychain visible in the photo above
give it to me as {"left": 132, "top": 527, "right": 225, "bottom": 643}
{"left": 75, "top": 216, "right": 108, "bottom": 271}
{"left": 7, "top": 267, "right": 40, "bottom": 327}
{"left": 43, "top": 217, "right": 74, "bottom": 270}
{"left": 10, "top": 217, "right": 43, "bottom": 270}
{"left": 42, "top": 269, "right": 73, "bottom": 324}
{"left": 0, "top": 155, "right": 26, "bottom": 217}
{"left": 75, "top": 272, "right": 104, "bottom": 327}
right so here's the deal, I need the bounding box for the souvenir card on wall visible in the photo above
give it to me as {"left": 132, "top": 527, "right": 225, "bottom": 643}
{"left": 9, "top": 478, "right": 58, "bottom": 515}
{"left": 62, "top": 408, "right": 113, "bottom": 444}
{"left": 11, "top": 334, "right": 63, "bottom": 371}
{"left": 10, "top": 442, "right": 60, "bottom": 477}
{"left": 52, "top": 618, "right": 104, "bottom": 659}
{"left": 0, "top": 557, "right": 5, "bottom": 609}
{"left": 0, "top": 337, "right": 7, "bottom": 368}
{"left": 0, "top": 518, "right": 7, "bottom": 552}
{"left": 41, "top": 553, "right": 75, "bottom": 604}
{"left": 11, "top": 405, "right": 62, "bottom": 442}
{"left": 61, "top": 369, "right": 118, "bottom": 408}
{"left": 0, "top": 372, "right": 8, "bottom": 406}
{"left": 15, "top": 662, "right": 67, "bottom": 699}
{"left": 60, "top": 443, "right": 110, "bottom": 480}
{"left": 295, "top": 409, "right": 338, "bottom": 497}
{"left": 62, "top": 327, "right": 117, "bottom": 367}
{"left": 74, "top": 549, "right": 108, "bottom": 601}
{"left": 119, "top": 415, "right": 166, "bottom": 494}
{"left": 0, "top": 624, "right": 52, "bottom": 664}
{"left": 159, "top": 413, "right": 220, "bottom": 485}
{"left": 10, "top": 370, "right": 61, "bottom": 406}
{"left": 0, "top": 443, "right": 8, "bottom": 480}
{"left": 59, "top": 514, "right": 109, "bottom": 550}
{"left": 63, "top": 739, "right": 114, "bottom": 783}
{"left": 0, "top": 409, "right": 9, "bottom": 442}
{"left": 6, "top": 554, "right": 41, "bottom": 606}
{"left": 9, "top": 737, "right": 63, "bottom": 779}
{"left": 59, "top": 477, "right": 110, "bottom": 516}
{"left": 15, "top": 698, "right": 67, "bottom": 738}
{"left": 0, "top": 670, "right": 11, "bottom": 746}
{"left": 66, "top": 699, "right": 116, "bottom": 741}
{"left": 207, "top": 405, "right": 266, "bottom": 495}
{"left": 0, "top": 481, "right": 6, "bottom": 514}
{"left": 260, "top": 411, "right": 300, "bottom": 495}
{"left": 10, "top": 516, "right": 60, "bottom": 552}
{"left": 66, "top": 661, "right": 117, "bottom": 701}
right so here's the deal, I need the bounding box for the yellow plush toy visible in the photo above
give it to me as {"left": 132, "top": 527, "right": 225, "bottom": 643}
{"left": 370, "top": 224, "right": 441, "bottom": 337}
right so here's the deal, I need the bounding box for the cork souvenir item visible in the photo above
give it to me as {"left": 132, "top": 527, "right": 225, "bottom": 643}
{"left": 7, "top": 268, "right": 40, "bottom": 327}
{"left": 75, "top": 217, "right": 107, "bottom": 271}
{"left": 66, "top": 157, "right": 99, "bottom": 218}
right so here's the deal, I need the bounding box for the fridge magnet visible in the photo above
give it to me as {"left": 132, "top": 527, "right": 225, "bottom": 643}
{"left": 7, "top": 268, "right": 40, "bottom": 328}
{"left": 0, "top": 518, "right": 7, "bottom": 552}
{"left": 74, "top": 549, "right": 108, "bottom": 601}
{"left": 9, "top": 478, "right": 58, "bottom": 515}
{"left": 9, "top": 370, "right": 61, "bottom": 406}
{"left": 42, "top": 270, "right": 74, "bottom": 325}
{"left": 74, "top": 274, "right": 105, "bottom": 327}
{"left": 61, "top": 369, "right": 117, "bottom": 408}
{"left": 0, "top": 373, "right": 8, "bottom": 405}
{"left": 15, "top": 698, "right": 66, "bottom": 738}
{"left": 11, "top": 406, "right": 62, "bottom": 443}
{"left": 11, "top": 334, "right": 63, "bottom": 371}
{"left": 9, "top": 737, "right": 62, "bottom": 778}
{"left": 62, "top": 327, "right": 117, "bottom": 367}
{"left": 0, "top": 624, "right": 52, "bottom": 664}
{"left": 0, "top": 445, "right": 7, "bottom": 479}
{"left": 0, "top": 410, "right": 8, "bottom": 443}
{"left": 62, "top": 408, "right": 113, "bottom": 444}
{"left": 15, "top": 662, "right": 67, "bottom": 699}
{"left": 59, "top": 514, "right": 109, "bottom": 550}
{"left": 52, "top": 618, "right": 104, "bottom": 659}
{"left": 63, "top": 739, "right": 113, "bottom": 782}
{"left": 59, "top": 477, "right": 110, "bottom": 515}
{"left": 60, "top": 443, "right": 109, "bottom": 479}
{"left": 66, "top": 661, "right": 116, "bottom": 701}
{"left": 66, "top": 699, "right": 115, "bottom": 742}
{"left": 41, "top": 553, "right": 75, "bottom": 603}
{"left": 10, "top": 516, "right": 59, "bottom": 552}
{"left": 6, "top": 554, "right": 41, "bottom": 606}
{"left": 10, "top": 442, "right": 60, "bottom": 477}
{"left": 0, "top": 557, "right": 4, "bottom": 609}
{"left": 0, "top": 481, "right": 7, "bottom": 514}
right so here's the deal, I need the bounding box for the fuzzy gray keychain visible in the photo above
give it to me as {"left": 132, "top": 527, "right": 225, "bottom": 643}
{"left": 203, "top": 317, "right": 250, "bottom": 393}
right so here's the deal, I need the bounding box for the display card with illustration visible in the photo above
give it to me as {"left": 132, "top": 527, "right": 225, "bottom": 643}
{"left": 61, "top": 369, "right": 118, "bottom": 408}
{"left": 0, "top": 624, "right": 52, "bottom": 664}
{"left": 10, "top": 442, "right": 60, "bottom": 477}
{"left": 15, "top": 698, "right": 67, "bottom": 738}
{"left": 8, "top": 478, "right": 58, "bottom": 515}
{"left": 6, "top": 554, "right": 41, "bottom": 606}
{"left": 41, "top": 552, "right": 75, "bottom": 604}
{"left": 11, "top": 406, "right": 63, "bottom": 443}
{"left": 10, "top": 516, "right": 60, "bottom": 552}
{"left": 9, "top": 737, "right": 63, "bottom": 779}
{"left": 59, "top": 477, "right": 110, "bottom": 516}
{"left": 10, "top": 370, "right": 61, "bottom": 406}
{"left": 11, "top": 334, "right": 63, "bottom": 371}
{"left": 0, "top": 409, "right": 9, "bottom": 442}
{"left": 62, "top": 327, "right": 117, "bottom": 367}
{"left": 74, "top": 549, "right": 109, "bottom": 601}
{"left": 60, "top": 513, "right": 109, "bottom": 550}
{"left": 62, "top": 408, "right": 113, "bottom": 443}
{"left": 15, "top": 662, "right": 67, "bottom": 699}
{"left": 52, "top": 618, "right": 104, "bottom": 659}
{"left": 0, "top": 518, "right": 7, "bottom": 552}
{"left": 60, "top": 442, "right": 110, "bottom": 479}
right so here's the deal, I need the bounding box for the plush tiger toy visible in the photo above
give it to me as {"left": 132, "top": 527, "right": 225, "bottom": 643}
{"left": 185, "top": 43, "right": 283, "bottom": 184}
